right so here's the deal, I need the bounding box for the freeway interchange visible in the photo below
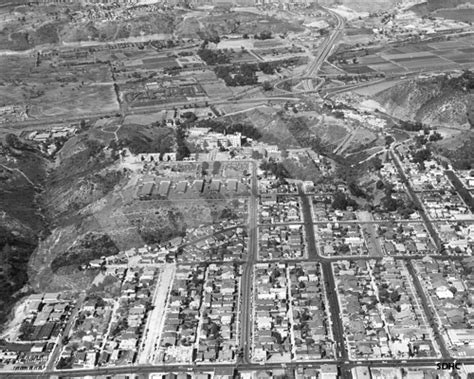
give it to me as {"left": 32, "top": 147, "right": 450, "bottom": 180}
{"left": 3, "top": 6, "right": 470, "bottom": 379}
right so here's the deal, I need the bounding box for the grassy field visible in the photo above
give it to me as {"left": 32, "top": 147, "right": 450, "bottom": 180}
{"left": 0, "top": 57, "right": 119, "bottom": 118}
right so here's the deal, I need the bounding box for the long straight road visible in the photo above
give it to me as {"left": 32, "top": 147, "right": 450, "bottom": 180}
{"left": 8, "top": 357, "right": 474, "bottom": 378}
{"left": 406, "top": 261, "right": 451, "bottom": 358}
{"left": 302, "top": 8, "right": 345, "bottom": 91}
{"left": 239, "top": 161, "right": 259, "bottom": 365}
{"left": 298, "top": 185, "right": 349, "bottom": 378}
{"left": 45, "top": 293, "right": 86, "bottom": 372}
{"left": 389, "top": 148, "right": 443, "bottom": 252}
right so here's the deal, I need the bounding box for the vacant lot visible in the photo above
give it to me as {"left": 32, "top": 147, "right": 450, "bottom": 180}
{"left": 200, "top": 81, "right": 232, "bottom": 98}
{"left": 0, "top": 58, "right": 119, "bottom": 118}
{"left": 341, "top": 64, "right": 377, "bottom": 74}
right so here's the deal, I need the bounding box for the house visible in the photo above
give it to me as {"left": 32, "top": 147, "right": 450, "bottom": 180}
{"left": 436, "top": 286, "right": 454, "bottom": 299}
{"left": 119, "top": 333, "right": 138, "bottom": 350}
{"left": 83, "top": 300, "right": 96, "bottom": 313}
{"left": 320, "top": 364, "right": 338, "bottom": 379}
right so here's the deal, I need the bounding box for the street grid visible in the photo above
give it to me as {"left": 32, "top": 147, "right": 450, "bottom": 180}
{"left": 2, "top": 4, "right": 474, "bottom": 379}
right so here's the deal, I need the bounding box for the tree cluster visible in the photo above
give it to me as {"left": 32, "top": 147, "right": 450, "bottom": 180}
{"left": 50, "top": 233, "right": 119, "bottom": 272}
{"left": 260, "top": 159, "right": 290, "bottom": 180}
{"left": 197, "top": 119, "right": 262, "bottom": 140}
{"left": 254, "top": 31, "right": 273, "bottom": 40}
{"left": 197, "top": 48, "right": 230, "bottom": 65}
{"left": 213, "top": 59, "right": 298, "bottom": 87}
{"left": 399, "top": 120, "right": 424, "bottom": 132}
{"left": 215, "top": 64, "right": 258, "bottom": 86}
{"left": 331, "top": 191, "right": 358, "bottom": 211}
{"left": 412, "top": 148, "right": 431, "bottom": 164}
{"left": 176, "top": 124, "right": 190, "bottom": 160}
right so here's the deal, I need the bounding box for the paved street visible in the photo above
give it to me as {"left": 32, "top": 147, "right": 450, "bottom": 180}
{"left": 298, "top": 185, "right": 349, "bottom": 378}
{"left": 6, "top": 357, "right": 474, "bottom": 378}
{"left": 45, "top": 293, "right": 86, "bottom": 372}
{"left": 389, "top": 148, "right": 443, "bottom": 252}
{"left": 239, "top": 161, "right": 258, "bottom": 365}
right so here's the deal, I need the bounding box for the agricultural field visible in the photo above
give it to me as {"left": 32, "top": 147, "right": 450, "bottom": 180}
{"left": 122, "top": 78, "right": 206, "bottom": 108}
{"left": 336, "top": 38, "right": 474, "bottom": 75}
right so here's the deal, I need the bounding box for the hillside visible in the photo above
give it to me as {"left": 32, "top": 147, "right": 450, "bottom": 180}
{"left": 0, "top": 137, "right": 48, "bottom": 327}
{"left": 175, "top": 11, "right": 304, "bottom": 40}
{"left": 425, "top": 0, "right": 474, "bottom": 11}
{"left": 410, "top": 0, "right": 474, "bottom": 21}
{"left": 0, "top": 5, "right": 178, "bottom": 51}
{"left": 0, "top": 123, "right": 190, "bottom": 329}
{"left": 375, "top": 72, "right": 474, "bottom": 129}
{"left": 316, "top": 0, "right": 401, "bottom": 12}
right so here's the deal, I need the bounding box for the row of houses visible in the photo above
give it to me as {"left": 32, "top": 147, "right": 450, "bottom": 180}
{"left": 259, "top": 224, "right": 306, "bottom": 260}
{"left": 260, "top": 195, "right": 302, "bottom": 224}
{"left": 413, "top": 257, "right": 474, "bottom": 357}
{"left": 334, "top": 259, "right": 436, "bottom": 359}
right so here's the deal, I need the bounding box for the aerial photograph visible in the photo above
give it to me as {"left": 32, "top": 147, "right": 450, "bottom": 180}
{"left": 0, "top": 0, "right": 473, "bottom": 378}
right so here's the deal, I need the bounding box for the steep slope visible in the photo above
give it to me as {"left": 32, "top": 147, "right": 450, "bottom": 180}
{"left": 0, "top": 137, "right": 48, "bottom": 327}
{"left": 410, "top": 0, "right": 474, "bottom": 21}
{"left": 425, "top": 0, "right": 474, "bottom": 11}
{"left": 375, "top": 72, "right": 474, "bottom": 129}
{"left": 1, "top": 124, "right": 184, "bottom": 329}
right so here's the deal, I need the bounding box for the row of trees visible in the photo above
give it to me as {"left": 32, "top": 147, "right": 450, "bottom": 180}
{"left": 176, "top": 123, "right": 191, "bottom": 160}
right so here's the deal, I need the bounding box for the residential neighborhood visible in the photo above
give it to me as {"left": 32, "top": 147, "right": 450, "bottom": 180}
{"left": 1, "top": 0, "right": 474, "bottom": 378}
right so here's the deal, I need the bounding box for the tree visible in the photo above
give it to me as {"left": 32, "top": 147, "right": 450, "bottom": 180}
{"left": 412, "top": 148, "right": 431, "bottom": 164}
{"left": 385, "top": 135, "right": 394, "bottom": 147}
{"left": 382, "top": 195, "right": 399, "bottom": 212}
{"left": 254, "top": 31, "right": 272, "bottom": 40}
{"left": 399, "top": 120, "right": 424, "bottom": 131}
{"left": 331, "top": 191, "right": 355, "bottom": 211}
{"left": 262, "top": 81, "right": 273, "bottom": 91}
{"left": 372, "top": 156, "right": 383, "bottom": 171}
{"left": 429, "top": 131, "right": 442, "bottom": 142}
{"left": 208, "top": 35, "right": 220, "bottom": 44}
{"left": 176, "top": 124, "right": 190, "bottom": 160}
{"left": 5, "top": 133, "right": 21, "bottom": 148}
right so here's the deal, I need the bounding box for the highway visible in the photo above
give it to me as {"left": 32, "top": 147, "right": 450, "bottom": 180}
{"left": 301, "top": 8, "right": 345, "bottom": 92}
{"left": 4, "top": 5, "right": 468, "bottom": 379}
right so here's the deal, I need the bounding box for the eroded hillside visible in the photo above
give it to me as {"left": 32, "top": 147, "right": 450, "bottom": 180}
{"left": 375, "top": 72, "right": 474, "bottom": 129}
{"left": 0, "top": 136, "right": 48, "bottom": 326}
